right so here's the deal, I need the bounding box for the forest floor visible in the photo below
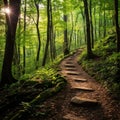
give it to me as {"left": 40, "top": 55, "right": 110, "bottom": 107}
{"left": 39, "top": 49, "right": 120, "bottom": 120}
{"left": 0, "top": 49, "right": 120, "bottom": 120}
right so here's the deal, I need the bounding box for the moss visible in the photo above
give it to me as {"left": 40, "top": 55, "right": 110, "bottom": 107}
{"left": 1, "top": 55, "right": 67, "bottom": 120}
{"left": 6, "top": 77, "right": 66, "bottom": 120}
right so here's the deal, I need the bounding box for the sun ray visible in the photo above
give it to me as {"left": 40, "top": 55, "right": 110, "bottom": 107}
{"left": 1, "top": 7, "right": 11, "bottom": 14}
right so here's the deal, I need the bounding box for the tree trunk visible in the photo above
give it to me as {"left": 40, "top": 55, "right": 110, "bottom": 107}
{"left": 23, "top": 0, "right": 26, "bottom": 74}
{"left": 114, "top": 0, "right": 120, "bottom": 52}
{"left": 103, "top": 1, "right": 106, "bottom": 37}
{"left": 42, "top": 0, "right": 50, "bottom": 66}
{"left": 114, "top": 0, "right": 120, "bottom": 83}
{"left": 93, "top": 6, "right": 97, "bottom": 41}
{"left": 89, "top": 0, "right": 94, "bottom": 48}
{"left": 49, "top": 1, "right": 54, "bottom": 61}
{"left": 34, "top": 0, "right": 41, "bottom": 69}
{"left": 63, "top": 0, "right": 69, "bottom": 56}
{"left": 99, "top": 2, "right": 102, "bottom": 38}
{"left": 83, "top": 0, "right": 93, "bottom": 58}
{"left": 1, "top": 0, "right": 21, "bottom": 86}
{"left": 69, "top": 12, "right": 74, "bottom": 50}
{"left": 80, "top": 7, "right": 86, "bottom": 44}
{"left": 17, "top": 19, "right": 21, "bottom": 77}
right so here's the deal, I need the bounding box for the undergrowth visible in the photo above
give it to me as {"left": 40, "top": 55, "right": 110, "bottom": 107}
{"left": 0, "top": 54, "right": 66, "bottom": 120}
{"left": 79, "top": 32, "right": 120, "bottom": 99}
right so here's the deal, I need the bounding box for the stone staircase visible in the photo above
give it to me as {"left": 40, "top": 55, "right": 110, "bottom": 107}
{"left": 60, "top": 51, "right": 101, "bottom": 120}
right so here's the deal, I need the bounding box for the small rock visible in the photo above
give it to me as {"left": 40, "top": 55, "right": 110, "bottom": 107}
{"left": 63, "top": 113, "right": 86, "bottom": 120}
{"left": 66, "top": 61, "right": 74, "bottom": 64}
{"left": 71, "top": 96, "right": 100, "bottom": 107}
{"left": 66, "top": 72, "right": 80, "bottom": 75}
{"left": 74, "top": 78, "right": 87, "bottom": 82}
{"left": 65, "top": 68, "right": 76, "bottom": 71}
{"left": 71, "top": 86, "right": 94, "bottom": 91}
{"left": 64, "top": 64, "right": 76, "bottom": 68}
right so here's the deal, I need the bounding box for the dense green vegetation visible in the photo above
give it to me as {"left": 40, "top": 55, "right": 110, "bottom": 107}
{"left": 0, "top": 0, "right": 120, "bottom": 111}
{"left": 0, "top": 56, "right": 66, "bottom": 120}
{"left": 79, "top": 29, "right": 120, "bottom": 98}
{"left": 0, "top": 0, "right": 120, "bottom": 119}
{"left": 0, "top": 0, "right": 119, "bottom": 83}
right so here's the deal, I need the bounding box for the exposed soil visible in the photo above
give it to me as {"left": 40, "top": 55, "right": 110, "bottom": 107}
{"left": 38, "top": 49, "right": 120, "bottom": 120}
{"left": 0, "top": 49, "right": 120, "bottom": 120}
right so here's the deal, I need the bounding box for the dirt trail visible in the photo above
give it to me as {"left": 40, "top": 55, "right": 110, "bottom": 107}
{"left": 44, "top": 49, "right": 120, "bottom": 120}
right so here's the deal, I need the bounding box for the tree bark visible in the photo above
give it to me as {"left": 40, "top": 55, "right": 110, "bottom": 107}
{"left": 34, "top": 0, "right": 41, "bottom": 69}
{"left": 114, "top": 0, "right": 120, "bottom": 52}
{"left": 93, "top": 6, "right": 97, "bottom": 41}
{"left": 23, "top": 0, "right": 26, "bottom": 74}
{"left": 63, "top": 0, "right": 69, "bottom": 56}
{"left": 1, "top": 0, "right": 21, "bottom": 86}
{"left": 99, "top": 2, "right": 102, "bottom": 38}
{"left": 114, "top": 0, "right": 120, "bottom": 83}
{"left": 49, "top": 0, "right": 54, "bottom": 61}
{"left": 80, "top": 7, "right": 86, "bottom": 44}
{"left": 89, "top": 0, "right": 94, "bottom": 48}
{"left": 42, "top": 0, "right": 50, "bottom": 66}
{"left": 103, "top": 1, "right": 106, "bottom": 37}
{"left": 69, "top": 12, "right": 74, "bottom": 50}
{"left": 83, "top": 0, "right": 93, "bottom": 58}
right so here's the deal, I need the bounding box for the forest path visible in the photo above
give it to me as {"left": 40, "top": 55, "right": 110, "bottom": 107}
{"left": 57, "top": 49, "right": 120, "bottom": 120}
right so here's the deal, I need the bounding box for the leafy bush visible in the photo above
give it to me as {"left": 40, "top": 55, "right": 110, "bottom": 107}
{"left": 79, "top": 33, "right": 120, "bottom": 99}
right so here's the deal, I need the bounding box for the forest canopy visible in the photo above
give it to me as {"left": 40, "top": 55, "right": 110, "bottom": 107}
{"left": 0, "top": 0, "right": 120, "bottom": 86}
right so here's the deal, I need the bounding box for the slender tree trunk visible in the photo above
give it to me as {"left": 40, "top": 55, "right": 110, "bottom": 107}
{"left": 34, "top": 0, "right": 41, "bottom": 69}
{"left": 99, "top": 2, "right": 102, "bottom": 38}
{"left": 80, "top": 7, "right": 86, "bottom": 44}
{"left": 93, "top": 7, "right": 97, "bottom": 40}
{"left": 52, "top": 28, "right": 56, "bottom": 59}
{"left": 23, "top": 0, "right": 26, "bottom": 74}
{"left": 13, "top": 42, "right": 20, "bottom": 77}
{"left": 69, "top": 12, "right": 74, "bottom": 50}
{"left": 42, "top": 0, "right": 50, "bottom": 66}
{"left": 83, "top": 0, "right": 93, "bottom": 58}
{"left": 49, "top": 1, "right": 54, "bottom": 61}
{"left": 1, "top": 0, "right": 21, "bottom": 86}
{"left": 17, "top": 19, "right": 21, "bottom": 77}
{"left": 114, "top": 0, "right": 120, "bottom": 52}
{"left": 63, "top": 0, "right": 69, "bottom": 56}
{"left": 89, "top": 0, "right": 94, "bottom": 48}
{"left": 103, "top": 1, "right": 106, "bottom": 37}
{"left": 114, "top": 0, "right": 120, "bottom": 83}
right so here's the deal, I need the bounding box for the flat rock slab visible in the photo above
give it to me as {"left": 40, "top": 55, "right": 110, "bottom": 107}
{"left": 71, "top": 86, "right": 94, "bottom": 91}
{"left": 63, "top": 113, "right": 86, "bottom": 120}
{"left": 71, "top": 96, "right": 100, "bottom": 107}
{"left": 64, "top": 64, "right": 76, "bottom": 68}
{"left": 66, "top": 72, "right": 80, "bottom": 75}
{"left": 65, "top": 68, "right": 77, "bottom": 71}
{"left": 74, "top": 78, "right": 87, "bottom": 82}
{"left": 67, "top": 58, "right": 73, "bottom": 60}
{"left": 66, "top": 61, "right": 74, "bottom": 64}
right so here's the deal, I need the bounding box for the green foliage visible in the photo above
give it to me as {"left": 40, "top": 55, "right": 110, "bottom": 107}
{"left": 79, "top": 32, "right": 120, "bottom": 98}
{"left": 0, "top": 56, "right": 66, "bottom": 120}
{"left": 93, "top": 33, "right": 116, "bottom": 58}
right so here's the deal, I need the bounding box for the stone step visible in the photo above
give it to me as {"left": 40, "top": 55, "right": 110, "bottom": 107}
{"left": 66, "top": 71, "right": 80, "bottom": 76}
{"left": 63, "top": 113, "right": 86, "bottom": 120}
{"left": 64, "top": 64, "right": 76, "bottom": 68}
{"left": 66, "top": 61, "right": 74, "bottom": 64}
{"left": 65, "top": 68, "right": 77, "bottom": 71}
{"left": 71, "top": 86, "right": 94, "bottom": 91}
{"left": 71, "top": 96, "right": 100, "bottom": 107}
{"left": 67, "top": 58, "right": 73, "bottom": 60}
{"left": 74, "top": 78, "right": 87, "bottom": 82}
